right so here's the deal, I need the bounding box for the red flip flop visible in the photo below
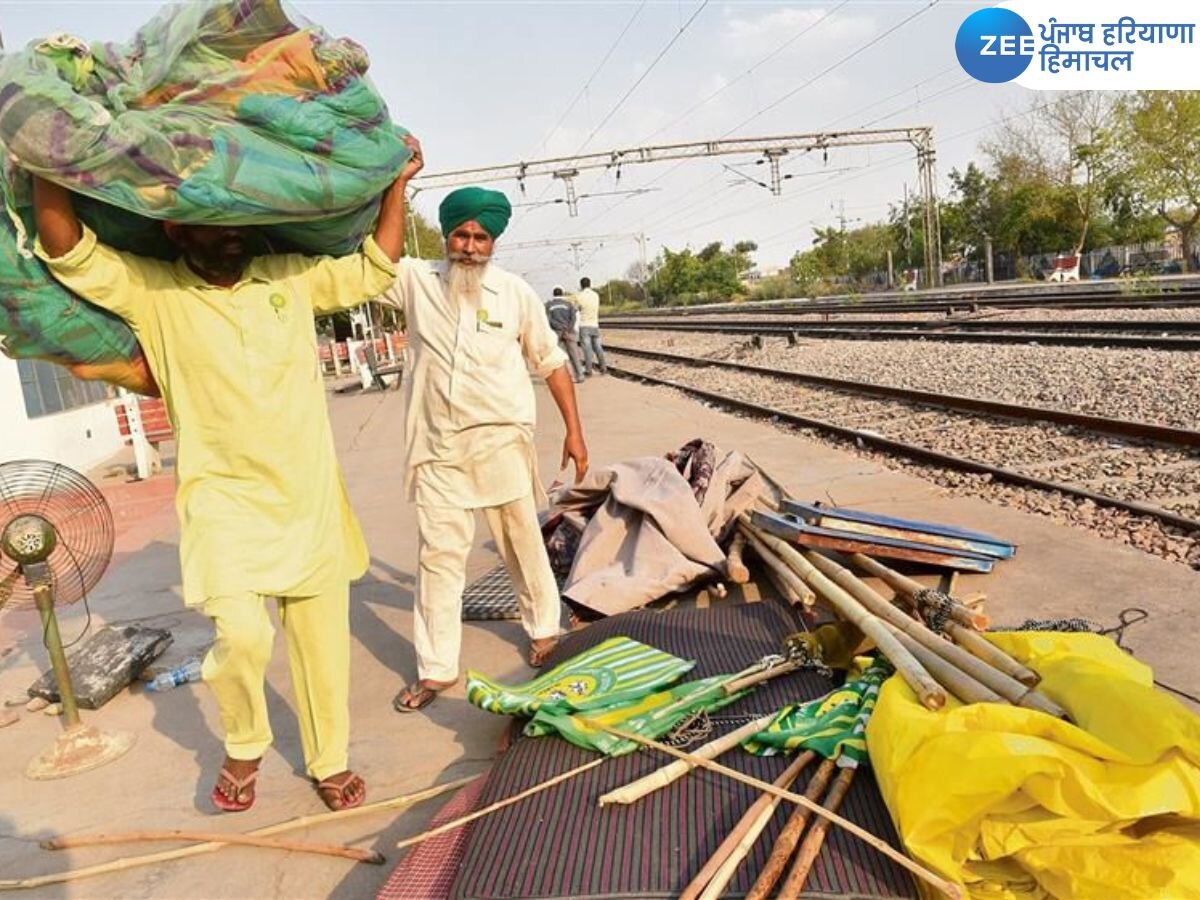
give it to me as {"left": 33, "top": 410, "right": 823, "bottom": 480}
{"left": 211, "top": 765, "right": 259, "bottom": 812}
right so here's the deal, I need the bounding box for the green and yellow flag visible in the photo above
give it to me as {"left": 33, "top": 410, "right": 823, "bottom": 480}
{"left": 466, "top": 636, "right": 696, "bottom": 718}
{"left": 527, "top": 674, "right": 747, "bottom": 756}
{"left": 743, "top": 658, "right": 892, "bottom": 767}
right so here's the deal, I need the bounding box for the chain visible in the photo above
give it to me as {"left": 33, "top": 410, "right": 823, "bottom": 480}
{"left": 913, "top": 588, "right": 954, "bottom": 634}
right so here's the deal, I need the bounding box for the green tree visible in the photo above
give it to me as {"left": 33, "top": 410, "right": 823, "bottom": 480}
{"left": 406, "top": 207, "right": 444, "bottom": 259}
{"left": 1116, "top": 91, "right": 1200, "bottom": 271}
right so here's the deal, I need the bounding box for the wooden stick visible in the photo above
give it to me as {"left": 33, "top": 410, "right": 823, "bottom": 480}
{"left": 848, "top": 554, "right": 1041, "bottom": 689}
{"left": 42, "top": 831, "right": 384, "bottom": 864}
{"left": 849, "top": 553, "right": 990, "bottom": 631}
{"left": 888, "top": 628, "right": 1004, "bottom": 705}
{"left": 681, "top": 751, "right": 814, "bottom": 900}
{"left": 726, "top": 533, "right": 751, "bottom": 584}
{"left": 739, "top": 523, "right": 815, "bottom": 607}
{"left": 588, "top": 724, "right": 963, "bottom": 900}
{"left": 805, "top": 552, "right": 1028, "bottom": 705}
{"left": 777, "top": 767, "right": 858, "bottom": 899}
{"left": 762, "top": 564, "right": 809, "bottom": 608}
{"left": 745, "top": 758, "right": 838, "bottom": 900}
{"left": 742, "top": 518, "right": 945, "bottom": 710}
{"left": 599, "top": 713, "right": 779, "bottom": 807}
{"left": 396, "top": 759, "right": 604, "bottom": 850}
{"left": 0, "top": 775, "right": 476, "bottom": 892}
{"left": 945, "top": 622, "right": 1044, "bottom": 691}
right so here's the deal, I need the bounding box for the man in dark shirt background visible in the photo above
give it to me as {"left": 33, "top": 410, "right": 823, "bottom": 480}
{"left": 544, "top": 286, "right": 584, "bottom": 383}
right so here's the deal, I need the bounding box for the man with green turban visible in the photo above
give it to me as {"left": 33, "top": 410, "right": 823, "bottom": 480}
{"left": 383, "top": 180, "right": 589, "bottom": 713}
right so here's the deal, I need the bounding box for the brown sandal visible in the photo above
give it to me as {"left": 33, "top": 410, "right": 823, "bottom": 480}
{"left": 315, "top": 771, "right": 366, "bottom": 811}
{"left": 528, "top": 637, "right": 560, "bottom": 668}
{"left": 393, "top": 679, "right": 455, "bottom": 713}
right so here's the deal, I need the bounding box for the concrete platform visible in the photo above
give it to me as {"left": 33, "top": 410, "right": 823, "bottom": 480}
{"left": 1, "top": 374, "right": 1197, "bottom": 898}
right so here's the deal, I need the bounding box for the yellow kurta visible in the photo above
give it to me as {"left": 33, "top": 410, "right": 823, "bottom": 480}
{"left": 37, "top": 226, "right": 397, "bottom": 604}
{"left": 382, "top": 259, "right": 568, "bottom": 508}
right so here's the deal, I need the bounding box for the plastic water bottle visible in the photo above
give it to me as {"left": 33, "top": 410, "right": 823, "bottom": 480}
{"left": 146, "top": 658, "right": 203, "bottom": 692}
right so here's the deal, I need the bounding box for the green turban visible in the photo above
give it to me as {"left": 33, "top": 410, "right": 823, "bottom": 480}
{"left": 438, "top": 186, "right": 512, "bottom": 239}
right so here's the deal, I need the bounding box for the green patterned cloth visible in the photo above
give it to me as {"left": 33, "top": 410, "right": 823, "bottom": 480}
{"left": 0, "top": 0, "right": 409, "bottom": 367}
{"left": 527, "top": 674, "right": 746, "bottom": 756}
{"left": 466, "top": 636, "right": 696, "bottom": 719}
{"left": 743, "top": 659, "right": 891, "bottom": 767}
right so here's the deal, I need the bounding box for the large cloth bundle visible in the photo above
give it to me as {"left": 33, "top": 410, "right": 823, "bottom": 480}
{"left": 0, "top": 0, "right": 408, "bottom": 369}
{"left": 868, "top": 632, "right": 1200, "bottom": 899}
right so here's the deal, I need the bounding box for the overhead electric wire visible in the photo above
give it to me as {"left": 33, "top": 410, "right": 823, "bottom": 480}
{"left": 640, "top": 1, "right": 851, "bottom": 142}
{"left": 556, "top": 3, "right": 949, "bottom": 244}
{"left": 528, "top": 1, "right": 649, "bottom": 158}
{"left": 722, "top": 0, "right": 943, "bottom": 136}
{"left": 572, "top": 0, "right": 711, "bottom": 156}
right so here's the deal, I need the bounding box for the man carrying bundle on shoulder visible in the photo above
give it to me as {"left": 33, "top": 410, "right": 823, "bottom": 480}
{"left": 27, "top": 134, "right": 425, "bottom": 815}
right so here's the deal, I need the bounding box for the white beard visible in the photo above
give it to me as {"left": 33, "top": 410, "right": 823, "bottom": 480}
{"left": 447, "top": 259, "right": 487, "bottom": 306}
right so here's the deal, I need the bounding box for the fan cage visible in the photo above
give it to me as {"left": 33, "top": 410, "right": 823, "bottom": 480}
{"left": 0, "top": 460, "right": 115, "bottom": 610}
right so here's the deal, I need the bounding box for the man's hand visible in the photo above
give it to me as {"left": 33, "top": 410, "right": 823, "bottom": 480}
{"left": 374, "top": 134, "right": 425, "bottom": 262}
{"left": 398, "top": 135, "right": 424, "bottom": 185}
{"left": 561, "top": 430, "right": 589, "bottom": 483}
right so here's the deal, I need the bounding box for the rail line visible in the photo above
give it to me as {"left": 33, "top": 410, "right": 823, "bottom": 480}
{"left": 605, "top": 345, "right": 1200, "bottom": 536}
{"left": 605, "top": 287, "right": 1200, "bottom": 319}
{"left": 604, "top": 320, "right": 1200, "bottom": 350}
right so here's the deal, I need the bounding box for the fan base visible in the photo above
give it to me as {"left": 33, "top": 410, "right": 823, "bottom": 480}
{"left": 25, "top": 723, "right": 136, "bottom": 780}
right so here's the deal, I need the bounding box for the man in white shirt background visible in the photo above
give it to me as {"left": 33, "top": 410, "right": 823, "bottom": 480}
{"left": 572, "top": 276, "right": 607, "bottom": 377}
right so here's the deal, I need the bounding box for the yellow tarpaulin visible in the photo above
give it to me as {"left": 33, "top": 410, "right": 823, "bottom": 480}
{"left": 867, "top": 632, "right": 1200, "bottom": 899}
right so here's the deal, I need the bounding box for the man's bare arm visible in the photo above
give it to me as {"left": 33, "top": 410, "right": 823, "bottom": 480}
{"left": 372, "top": 135, "right": 424, "bottom": 262}
{"left": 545, "top": 366, "right": 588, "bottom": 482}
{"left": 32, "top": 176, "right": 84, "bottom": 258}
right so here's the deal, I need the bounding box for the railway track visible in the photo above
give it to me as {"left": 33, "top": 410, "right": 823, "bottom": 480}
{"left": 605, "top": 287, "right": 1200, "bottom": 319}
{"left": 604, "top": 320, "right": 1200, "bottom": 351}
{"left": 604, "top": 344, "right": 1200, "bottom": 558}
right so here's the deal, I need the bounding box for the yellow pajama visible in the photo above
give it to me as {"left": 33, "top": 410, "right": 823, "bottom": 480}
{"left": 202, "top": 584, "right": 350, "bottom": 781}
{"left": 415, "top": 493, "right": 562, "bottom": 683}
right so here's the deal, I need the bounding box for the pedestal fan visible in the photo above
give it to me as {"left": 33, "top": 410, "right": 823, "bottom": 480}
{"left": 0, "top": 459, "right": 135, "bottom": 779}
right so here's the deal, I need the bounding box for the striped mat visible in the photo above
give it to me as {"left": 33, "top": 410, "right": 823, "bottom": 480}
{"left": 449, "top": 601, "right": 917, "bottom": 899}
{"left": 377, "top": 775, "right": 489, "bottom": 900}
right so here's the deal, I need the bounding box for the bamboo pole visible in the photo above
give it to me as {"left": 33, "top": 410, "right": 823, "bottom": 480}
{"left": 741, "top": 517, "right": 945, "bottom": 710}
{"left": 848, "top": 554, "right": 1041, "bottom": 687}
{"left": 745, "top": 758, "right": 838, "bottom": 900}
{"left": 804, "top": 551, "right": 1042, "bottom": 706}
{"left": 726, "top": 533, "right": 751, "bottom": 584}
{"left": 848, "top": 553, "right": 990, "bottom": 631}
{"left": 945, "top": 622, "right": 1045, "bottom": 691}
{"left": 777, "top": 767, "right": 857, "bottom": 898}
{"left": 738, "top": 523, "right": 815, "bottom": 607}
{"left": 722, "top": 661, "right": 800, "bottom": 695}
{"left": 588, "top": 724, "right": 963, "bottom": 900}
{"left": 680, "top": 751, "right": 814, "bottom": 900}
{"left": 762, "top": 564, "right": 808, "bottom": 608}
{"left": 0, "top": 775, "right": 477, "bottom": 892}
{"left": 888, "top": 628, "right": 1004, "bottom": 705}
{"left": 42, "top": 831, "right": 384, "bottom": 864}
{"left": 599, "top": 712, "right": 778, "bottom": 806}
{"left": 396, "top": 758, "right": 604, "bottom": 850}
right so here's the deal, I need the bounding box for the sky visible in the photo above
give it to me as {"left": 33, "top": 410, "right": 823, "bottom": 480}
{"left": 0, "top": 0, "right": 1028, "bottom": 294}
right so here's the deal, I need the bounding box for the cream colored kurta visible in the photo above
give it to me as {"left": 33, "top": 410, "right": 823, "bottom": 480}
{"left": 382, "top": 259, "right": 568, "bottom": 509}
{"left": 38, "top": 226, "right": 397, "bottom": 604}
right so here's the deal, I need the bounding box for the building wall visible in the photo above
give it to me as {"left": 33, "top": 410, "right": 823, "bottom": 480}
{"left": 0, "top": 359, "right": 126, "bottom": 472}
